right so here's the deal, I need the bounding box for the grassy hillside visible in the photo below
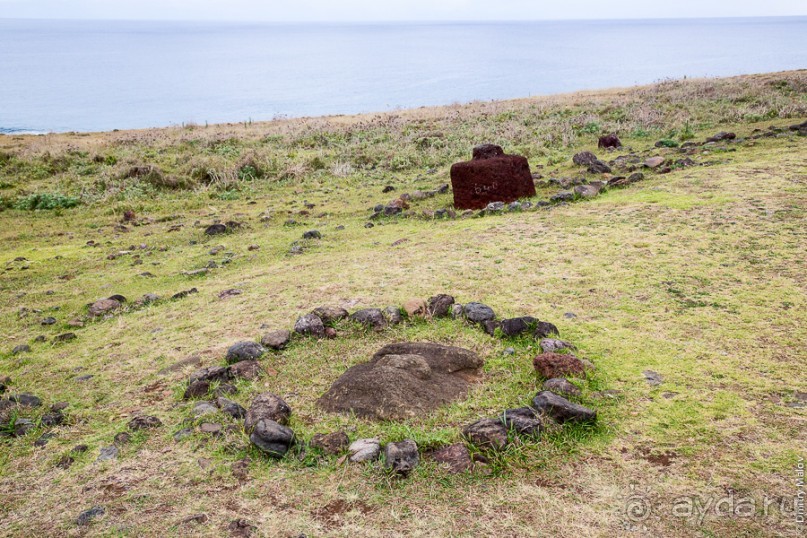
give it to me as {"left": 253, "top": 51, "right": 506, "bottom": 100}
{"left": 0, "top": 71, "right": 805, "bottom": 537}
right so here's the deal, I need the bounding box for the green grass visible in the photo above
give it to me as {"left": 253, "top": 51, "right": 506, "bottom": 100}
{"left": 0, "top": 71, "right": 805, "bottom": 537}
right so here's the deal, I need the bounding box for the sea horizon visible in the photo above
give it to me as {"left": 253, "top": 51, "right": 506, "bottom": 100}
{"left": 2, "top": 16, "right": 806, "bottom": 134}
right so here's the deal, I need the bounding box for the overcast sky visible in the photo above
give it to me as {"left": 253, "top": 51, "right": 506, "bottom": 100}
{"left": 1, "top": 0, "right": 806, "bottom": 21}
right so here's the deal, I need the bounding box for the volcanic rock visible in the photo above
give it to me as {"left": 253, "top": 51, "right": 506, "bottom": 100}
{"left": 533, "top": 353, "right": 586, "bottom": 379}
{"left": 294, "top": 313, "right": 325, "bottom": 338}
{"left": 225, "top": 341, "right": 266, "bottom": 364}
{"left": 228, "top": 360, "right": 263, "bottom": 381}
{"left": 384, "top": 439, "right": 419, "bottom": 476}
{"left": 462, "top": 418, "right": 508, "bottom": 450}
{"left": 260, "top": 329, "right": 291, "bottom": 350}
{"left": 311, "top": 306, "right": 349, "bottom": 325}
{"left": 532, "top": 391, "right": 596, "bottom": 423}
{"left": 350, "top": 308, "right": 387, "bottom": 330}
{"left": 598, "top": 134, "right": 622, "bottom": 149}
{"left": 318, "top": 342, "right": 483, "bottom": 420}
{"left": 244, "top": 392, "right": 291, "bottom": 431}
{"left": 88, "top": 298, "right": 121, "bottom": 317}
{"left": 502, "top": 407, "right": 542, "bottom": 436}
{"left": 249, "top": 419, "right": 294, "bottom": 458}
{"left": 450, "top": 147, "right": 536, "bottom": 210}
{"left": 463, "top": 302, "right": 495, "bottom": 324}
{"left": 348, "top": 438, "right": 381, "bottom": 462}
{"left": 429, "top": 443, "right": 472, "bottom": 473}
{"left": 542, "top": 378, "right": 582, "bottom": 397}
{"left": 500, "top": 316, "right": 537, "bottom": 337}
{"left": 427, "top": 294, "right": 455, "bottom": 318}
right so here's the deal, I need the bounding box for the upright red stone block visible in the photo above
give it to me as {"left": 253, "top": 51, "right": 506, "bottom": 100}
{"left": 450, "top": 144, "right": 536, "bottom": 210}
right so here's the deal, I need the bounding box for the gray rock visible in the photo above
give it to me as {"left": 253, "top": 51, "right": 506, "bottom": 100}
{"left": 542, "top": 378, "right": 582, "bottom": 397}
{"left": 451, "top": 304, "right": 464, "bottom": 319}
{"left": 260, "top": 329, "right": 291, "bottom": 350}
{"left": 502, "top": 407, "right": 542, "bottom": 437}
{"left": 96, "top": 445, "right": 119, "bottom": 462}
{"left": 586, "top": 160, "right": 611, "bottom": 174}
{"left": 244, "top": 392, "right": 291, "bottom": 431}
{"left": 534, "top": 321, "right": 560, "bottom": 338}
{"left": 294, "top": 313, "right": 325, "bottom": 338}
{"left": 551, "top": 191, "right": 574, "bottom": 203}
{"left": 127, "top": 415, "right": 162, "bottom": 430}
{"left": 249, "top": 419, "right": 294, "bottom": 458}
{"left": 643, "top": 370, "right": 664, "bottom": 386}
{"left": 192, "top": 401, "right": 218, "bottom": 417}
{"left": 532, "top": 391, "right": 596, "bottom": 424}
{"left": 384, "top": 439, "right": 419, "bottom": 476}
{"left": 311, "top": 306, "right": 349, "bottom": 324}
{"left": 484, "top": 201, "right": 505, "bottom": 212}
{"left": 572, "top": 151, "right": 599, "bottom": 166}
{"left": 9, "top": 393, "right": 42, "bottom": 407}
{"left": 77, "top": 506, "right": 105, "bottom": 526}
{"left": 173, "top": 428, "right": 193, "bottom": 441}
{"left": 348, "top": 438, "right": 381, "bottom": 462}
{"left": 225, "top": 341, "right": 266, "bottom": 364}
{"left": 216, "top": 397, "right": 246, "bottom": 419}
{"left": 383, "top": 306, "right": 403, "bottom": 325}
{"left": 302, "top": 230, "right": 322, "bottom": 240}
{"left": 350, "top": 308, "right": 387, "bottom": 330}
{"left": 462, "top": 418, "right": 508, "bottom": 450}
{"left": 463, "top": 302, "right": 495, "bottom": 324}
{"left": 11, "top": 344, "right": 30, "bottom": 354}
{"left": 574, "top": 184, "right": 602, "bottom": 198}
{"left": 540, "top": 338, "right": 575, "bottom": 353}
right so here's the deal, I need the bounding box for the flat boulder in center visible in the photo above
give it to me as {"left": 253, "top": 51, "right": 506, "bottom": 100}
{"left": 318, "top": 342, "right": 483, "bottom": 420}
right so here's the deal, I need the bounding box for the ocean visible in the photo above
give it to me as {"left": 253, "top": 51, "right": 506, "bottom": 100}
{"left": 1, "top": 17, "right": 805, "bottom": 133}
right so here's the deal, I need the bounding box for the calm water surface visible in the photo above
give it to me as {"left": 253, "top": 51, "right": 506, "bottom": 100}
{"left": 1, "top": 17, "right": 805, "bottom": 133}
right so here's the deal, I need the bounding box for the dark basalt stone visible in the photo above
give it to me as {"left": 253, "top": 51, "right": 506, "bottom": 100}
{"left": 534, "top": 321, "right": 560, "bottom": 338}
{"left": 244, "top": 392, "right": 292, "bottom": 431}
{"left": 127, "top": 415, "right": 162, "bottom": 430}
{"left": 450, "top": 148, "right": 536, "bottom": 210}
{"left": 249, "top": 418, "right": 294, "bottom": 458}
{"left": 472, "top": 143, "right": 505, "bottom": 160}
{"left": 598, "top": 134, "right": 622, "bottom": 149}
{"left": 349, "top": 308, "right": 387, "bottom": 330}
{"left": 462, "top": 418, "right": 508, "bottom": 450}
{"left": 384, "top": 439, "right": 419, "bottom": 476}
{"left": 204, "top": 224, "right": 227, "bottom": 236}
{"left": 531, "top": 391, "right": 596, "bottom": 423}
{"left": 225, "top": 341, "right": 266, "bottom": 364}
{"left": 500, "top": 316, "right": 537, "bottom": 337}
{"left": 502, "top": 407, "right": 542, "bottom": 437}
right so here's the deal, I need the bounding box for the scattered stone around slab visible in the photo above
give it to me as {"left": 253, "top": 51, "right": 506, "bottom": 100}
{"left": 384, "top": 439, "right": 419, "bottom": 476}
{"left": 532, "top": 391, "right": 597, "bottom": 424}
{"left": 249, "top": 419, "right": 294, "bottom": 458}
{"left": 260, "top": 329, "right": 291, "bottom": 350}
{"left": 225, "top": 341, "right": 266, "bottom": 364}
{"left": 348, "top": 438, "right": 381, "bottom": 463}
{"left": 245, "top": 392, "right": 291, "bottom": 431}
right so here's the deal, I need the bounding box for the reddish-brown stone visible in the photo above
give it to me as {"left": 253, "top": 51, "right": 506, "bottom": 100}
{"left": 450, "top": 147, "right": 536, "bottom": 210}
